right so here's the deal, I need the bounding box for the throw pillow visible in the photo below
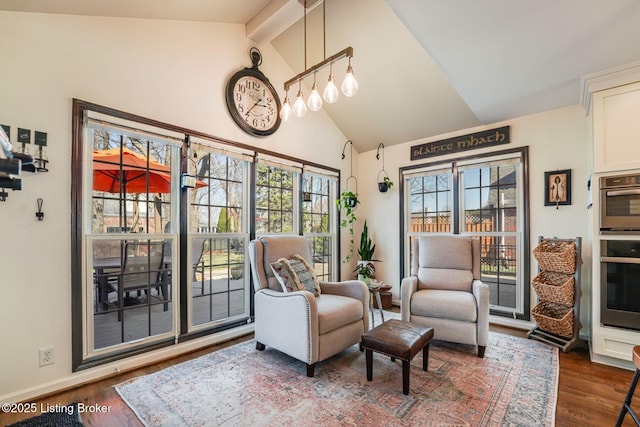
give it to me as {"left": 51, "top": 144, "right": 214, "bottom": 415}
{"left": 270, "top": 254, "right": 321, "bottom": 296}
{"left": 270, "top": 260, "right": 297, "bottom": 292}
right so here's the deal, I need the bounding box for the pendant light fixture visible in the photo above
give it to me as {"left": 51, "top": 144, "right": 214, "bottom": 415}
{"left": 282, "top": 0, "right": 358, "bottom": 119}
{"left": 280, "top": 90, "right": 292, "bottom": 121}
{"left": 323, "top": 62, "right": 339, "bottom": 103}
{"left": 307, "top": 71, "right": 323, "bottom": 111}
{"left": 292, "top": 79, "right": 307, "bottom": 117}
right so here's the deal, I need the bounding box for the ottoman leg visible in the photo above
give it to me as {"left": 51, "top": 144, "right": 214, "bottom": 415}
{"left": 423, "top": 343, "right": 430, "bottom": 371}
{"left": 402, "top": 360, "right": 410, "bottom": 395}
{"left": 366, "top": 349, "right": 373, "bottom": 381}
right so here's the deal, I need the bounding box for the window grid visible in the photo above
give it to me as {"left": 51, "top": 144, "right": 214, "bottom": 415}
{"left": 255, "top": 164, "right": 294, "bottom": 234}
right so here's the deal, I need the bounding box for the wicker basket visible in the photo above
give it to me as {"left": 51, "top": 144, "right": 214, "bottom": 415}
{"left": 532, "top": 271, "right": 575, "bottom": 306}
{"left": 533, "top": 240, "right": 576, "bottom": 274}
{"left": 532, "top": 301, "right": 574, "bottom": 339}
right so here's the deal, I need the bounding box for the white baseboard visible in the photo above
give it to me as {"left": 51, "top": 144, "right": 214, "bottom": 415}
{"left": 1, "top": 324, "right": 254, "bottom": 404}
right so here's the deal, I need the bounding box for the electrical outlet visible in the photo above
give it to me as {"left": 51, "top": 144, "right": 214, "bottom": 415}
{"left": 39, "top": 347, "right": 55, "bottom": 367}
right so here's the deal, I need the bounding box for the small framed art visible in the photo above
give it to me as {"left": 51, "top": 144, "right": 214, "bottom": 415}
{"left": 545, "top": 169, "right": 571, "bottom": 207}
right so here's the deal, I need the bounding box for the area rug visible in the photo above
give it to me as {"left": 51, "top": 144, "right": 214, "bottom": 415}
{"left": 115, "top": 317, "right": 558, "bottom": 426}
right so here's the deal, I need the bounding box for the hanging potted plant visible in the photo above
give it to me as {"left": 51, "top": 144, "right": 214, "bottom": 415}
{"left": 377, "top": 171, "right": 394, "bottom": 193}
{"left": 336, "top": 189, "right": 359, "bottom": 263}
{"left": 376, "top": 143, "right": 393, "bottom": 192}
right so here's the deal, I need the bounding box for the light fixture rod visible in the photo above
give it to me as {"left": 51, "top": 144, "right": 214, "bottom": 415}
{"left": 284, "top": 46, "right": 354, "bottom": 91}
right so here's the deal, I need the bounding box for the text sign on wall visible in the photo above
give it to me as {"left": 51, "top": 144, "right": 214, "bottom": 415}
{"left": 410, "top": 126, "right": 510, "bottom": 161}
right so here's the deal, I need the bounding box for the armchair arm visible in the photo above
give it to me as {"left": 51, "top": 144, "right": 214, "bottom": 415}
{"left": 400, "top": 276, "right": 418, "bottom": 322}
{"left": 254, "top": 288, "right": 319, "bottom": 364}
{"left": 320, "top": 280, "right": 369, "bottom": 332}
{"left": 472, "top": 279, "right": 489, "bottom": 347}
{"left": 320, "top": 280, "right": 368, "bottom": 302}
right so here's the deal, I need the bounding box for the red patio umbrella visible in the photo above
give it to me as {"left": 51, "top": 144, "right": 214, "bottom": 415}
{"left": 93, "top": 147, "right": 205, "bottom": 193}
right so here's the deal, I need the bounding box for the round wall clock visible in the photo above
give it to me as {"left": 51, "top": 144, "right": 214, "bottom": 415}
{"left": 225, "top": 48, "right": 282, "bottom": 137}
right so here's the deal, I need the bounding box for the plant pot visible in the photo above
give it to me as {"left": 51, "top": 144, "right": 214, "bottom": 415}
{"left": 358, "top": 274, "right": 371, "bottom": 285}
{"left": 346, "top": 196, "right": 358, "bottom": 207}
{"left": 378, "top": 182, "right": 389, "bottom": 193}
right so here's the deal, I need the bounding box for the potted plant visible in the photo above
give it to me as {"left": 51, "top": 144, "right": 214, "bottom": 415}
{"left": 356, "top": 221, "right": 380, "bottom": 284}
{"left": 358, "top": 220, "right": 376, "bottom": 261}
{"left": 336, "top": 190, "right": 359, "bottom": 263}
{"left": 378, "top": 175, "right": 394, "bottom": 193}
{"left": 354, "top": 261, "right": 375, "bottom": 285}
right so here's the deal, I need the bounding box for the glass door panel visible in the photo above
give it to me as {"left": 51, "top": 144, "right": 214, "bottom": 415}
{"left": 188, "top": 148, "right": 250, "bottom": 331}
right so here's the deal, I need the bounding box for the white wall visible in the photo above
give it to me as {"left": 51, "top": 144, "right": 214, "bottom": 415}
{"left": 0, "top": 11, "right": 355, "bottom": 401}
{"left": 356, "top": 105, "right": 591, "bottom": 328}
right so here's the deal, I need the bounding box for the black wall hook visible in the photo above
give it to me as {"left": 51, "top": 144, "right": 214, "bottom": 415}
{"left": 36, "top": 197, "right": 44, "bottom": 221}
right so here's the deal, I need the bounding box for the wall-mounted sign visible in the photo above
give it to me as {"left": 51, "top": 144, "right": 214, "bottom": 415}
{"left": 34, "top": 131, "right": 47, "bottom": 146}
{"left": 410, "top": 126, "right": 510, "bottom": 161}
{"left": 17, "top": 128, "right": 31, "bottom": 144}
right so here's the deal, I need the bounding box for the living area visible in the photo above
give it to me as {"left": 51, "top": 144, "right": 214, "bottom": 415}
{"left": 2, "top": 1, "right": 640, "bottom": 426}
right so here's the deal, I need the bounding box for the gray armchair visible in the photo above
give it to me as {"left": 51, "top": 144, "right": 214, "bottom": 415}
{"left": 401, "top": 235, "right": 489, "bottom": 357}
{"left": 248, "top": 235, "right": 369, "bottom": 376}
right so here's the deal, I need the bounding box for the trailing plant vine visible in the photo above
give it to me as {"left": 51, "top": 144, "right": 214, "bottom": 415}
{"left": 336, "top": 190, "right": 359, "bottom": 263}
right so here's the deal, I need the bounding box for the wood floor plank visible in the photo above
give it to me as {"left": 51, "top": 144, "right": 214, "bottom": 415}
{"left": 1, "top": 327, "right": 637, "bottom": 426}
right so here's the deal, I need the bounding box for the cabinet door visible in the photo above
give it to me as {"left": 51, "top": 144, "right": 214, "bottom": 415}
{"left": 592, "top": 82, "right": 640, "bottom": 173}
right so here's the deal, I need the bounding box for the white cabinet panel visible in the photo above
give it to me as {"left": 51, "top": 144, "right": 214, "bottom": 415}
{"left": 593, "top": 82, "right": 640, "bottom": 173}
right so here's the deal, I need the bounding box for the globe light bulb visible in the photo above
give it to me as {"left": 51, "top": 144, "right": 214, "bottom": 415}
{"left": 341, "top": 64, "right": 358, "bottom": 97}
{"left": 292, "top": 89, "right": 307, "bottom": 117}
{"left": 323, "top": 74, "right": 339, "bottom": 104}
{"left": 307, "top": 83, "right": 323, "bottom": 112}
{"left": 280, "top": 96, "right": 292, "bottom": 122}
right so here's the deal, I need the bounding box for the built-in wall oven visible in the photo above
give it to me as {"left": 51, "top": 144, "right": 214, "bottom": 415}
{"left": 600, "top": 240, "right": 640, "bottom": 331}
{"left": 600, "top": 173, "right": 640, "bottom": 232}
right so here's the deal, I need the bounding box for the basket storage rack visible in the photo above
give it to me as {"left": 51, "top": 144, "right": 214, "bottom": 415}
{"left": 528, "top": 236, "right": 582, "bottom": 352}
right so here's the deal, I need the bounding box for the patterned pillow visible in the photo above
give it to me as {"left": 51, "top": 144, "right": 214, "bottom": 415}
{"left": 270, "top": 260, "right": 297, "bottom": 292}
{"left": 270, "top": 254, "right": 321, "bottom": 296}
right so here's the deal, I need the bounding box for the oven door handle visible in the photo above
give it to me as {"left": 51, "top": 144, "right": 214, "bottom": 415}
{"left": 601, "top": 256, "right": 640, "bottom": 264}
{"left": 606, "top": 189, "right": 640, "bottom": 196}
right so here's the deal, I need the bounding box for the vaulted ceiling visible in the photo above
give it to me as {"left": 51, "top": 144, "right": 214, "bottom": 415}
{"left": 2, "top": 0, "right": 640, "bottom": 152}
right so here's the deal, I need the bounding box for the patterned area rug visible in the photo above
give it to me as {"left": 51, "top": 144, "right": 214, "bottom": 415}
{"left": 115, "top": 314, "right": 558, "bottom": 427}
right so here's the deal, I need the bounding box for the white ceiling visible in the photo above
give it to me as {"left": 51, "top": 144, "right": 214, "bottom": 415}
{"left": 2, "top": 0, "right": 640, "bottom": 152}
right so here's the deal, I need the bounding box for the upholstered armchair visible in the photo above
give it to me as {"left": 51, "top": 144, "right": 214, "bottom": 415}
{"left": 401, "top": 235, "right": 489, "bottom": 357}
{"left": 248, "top": 235, "right": 369, "bottom": 377}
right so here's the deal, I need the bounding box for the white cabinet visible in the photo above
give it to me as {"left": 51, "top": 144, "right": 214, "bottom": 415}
{"left": 592, "top": 81, "right": 640, "bottom": 173}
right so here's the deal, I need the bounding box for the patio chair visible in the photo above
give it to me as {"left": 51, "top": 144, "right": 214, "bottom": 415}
{"left": 120, "top": 240, "right": 169, "bottom": 312}
{"left": 401, "top": 234, "right": 489, "bottom": 357}
{"left": 248, "top": 235, "right": 369, "bottom": 377}
{"left": 192, "top": 237, "right": 206, "bottom": 294}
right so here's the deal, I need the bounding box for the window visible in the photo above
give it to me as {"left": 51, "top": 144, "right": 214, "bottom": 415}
{"left": 87, "top": 125, "right": 180, "bottom": 356}
{"left": 402, "top": 148, "right": 530, "bottom": 319}
{"left": 255, "top": 163, "right": 297, "bottom": 234}
{"left": 188, "top": 143, "right": 251, "bottom": 330}
{"left": 302, "top": 170, "right": 338, "bottom": 281}
{"left": 71, "top": 100, "right": 340, "bottom": 369}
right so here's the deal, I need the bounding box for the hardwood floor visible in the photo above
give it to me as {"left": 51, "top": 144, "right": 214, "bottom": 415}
{"left": 1, "top": 327, "right": 637, "bottom": 427}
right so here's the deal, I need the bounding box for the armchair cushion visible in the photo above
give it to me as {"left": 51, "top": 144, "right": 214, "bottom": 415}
{"left": 417, "top": 267, "right": 473, "bottom": 291}
{"left": 410, "top": 289, "right": 478, "bottom": 322}
{"left": 316, "top": 294, "right": 364, "bottom": 335}
{"left": 270, "top": 255, "right": 321, "bottom": 296}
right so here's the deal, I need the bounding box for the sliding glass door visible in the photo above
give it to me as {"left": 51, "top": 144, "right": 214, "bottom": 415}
{"left": 187, "top": 141, "right": 251, "bottom": 331}
{"left": 72, "top": 100, "right": 341, "bottom": 369}
{"left": 402, "top": 148, "right": 529, "bottom": 319}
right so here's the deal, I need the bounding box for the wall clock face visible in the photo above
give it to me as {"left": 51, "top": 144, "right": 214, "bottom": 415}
{"left": 225, "top": 50, "right": 281, "bottom": 137}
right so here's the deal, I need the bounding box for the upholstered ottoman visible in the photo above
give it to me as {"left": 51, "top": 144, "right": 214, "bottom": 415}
{"left": 361, "top": 319, "right": 434, "bottom": 395}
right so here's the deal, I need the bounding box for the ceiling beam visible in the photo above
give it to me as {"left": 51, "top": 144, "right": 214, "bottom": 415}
{"left": 246, "top": 0, "right": 322, "bottom": 44}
